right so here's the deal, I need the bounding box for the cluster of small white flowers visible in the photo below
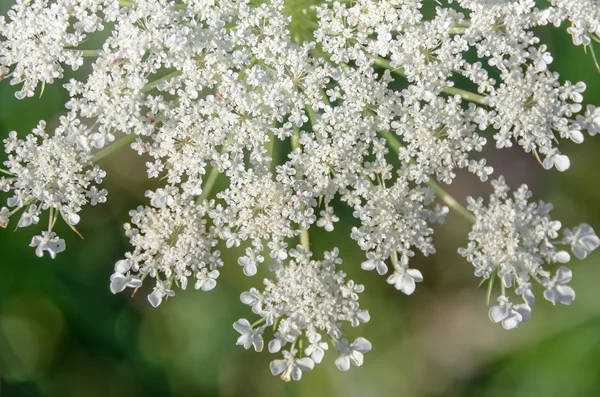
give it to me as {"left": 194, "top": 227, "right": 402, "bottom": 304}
{"left": 0, "top": 0, "right": 120, "bottom": 99}
{"left": 1, "top": 119, "right": 106, "bottom": 255}
{"left": 1, "top": 0, "right": 600, "bottom": 381}
{"left": 459, "top": 176, "right": 600, "bottom": 329}
{"left": 110, "top": 191, "right": 222, "bottom": 307}
{"left": 541, "top": 0, "right": 600, "bottom": 46}
{"left": 235, "top": 247, "right": 371, "bottom": 381}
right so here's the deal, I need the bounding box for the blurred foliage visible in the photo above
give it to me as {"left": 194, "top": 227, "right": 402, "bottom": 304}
{"left": 2, "top": 1, "right": 600, "bottom": 396}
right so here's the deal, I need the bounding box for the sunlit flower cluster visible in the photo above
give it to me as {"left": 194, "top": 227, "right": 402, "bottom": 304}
{"left": 1, "top": 0, "right": 600, "bottom": 381}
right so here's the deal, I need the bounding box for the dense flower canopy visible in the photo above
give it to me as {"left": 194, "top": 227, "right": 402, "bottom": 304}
{"left": 1, "top": 0, "right": 600, "bottom": 381}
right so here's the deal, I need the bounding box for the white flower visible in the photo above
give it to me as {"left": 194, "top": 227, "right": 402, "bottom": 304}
{"left": 148, "top": 280, "right": 176, "bottom": 308}
{"left": 194, "top": 269, "right": 220, "bottom": 291}
{"left": 109, "top": 259, "right": 143, "bottom": 294}
{"left": 361, "top": 252, "right": 388, "bottom": 275}
{"left": 29, "top": 232, "right": 65, "bottom": 259}
{"left": 544, "top": 266, "right": 576, "bottom": 305}
{"left": 562, "top": 223, "right": 600, "bottom": 260}
{"left": 237, "top": 248, "right": 264, "bottom": 277}
{"left": 335, "top": 338, "right": 372, "bottom": 371}
{"left": 489, "top": 296, "right": 532, "bottom": 330}
{"left": 270, "top": 350, "right": 314, "bottom": 382}
{"left": 0, "top": 207, "right": 11, "bottom": 228}
{"left": 233, "top": 319, "right": 264, "bottom": 352}
{"left": 304, "top": 332, "right": 328, "bottom": 364}
{"left": 386, "top": 267, "right": 423, "bottom": 295}
{"left": 316, "top": 207, "right": 339, "bottom": 232}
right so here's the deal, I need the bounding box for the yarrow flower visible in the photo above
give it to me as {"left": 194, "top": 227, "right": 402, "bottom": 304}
{"left": 1, "top": 0, "right": 600, "bottom": 381}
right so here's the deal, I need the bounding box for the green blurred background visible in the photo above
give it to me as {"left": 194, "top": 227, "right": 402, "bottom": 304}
{"left": 2, "top": 1, "right": 600, "bottom": 396}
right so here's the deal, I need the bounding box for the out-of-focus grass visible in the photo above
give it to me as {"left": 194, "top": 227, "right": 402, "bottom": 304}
{"left": 1, "top": 1, "right": 600, "bottom": 396}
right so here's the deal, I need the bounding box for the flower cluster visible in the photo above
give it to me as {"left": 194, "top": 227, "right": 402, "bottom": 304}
{"left": 109, "top": 191, "right": 222, "bottom": 307}
{"left": 459, "top": 177, "right": 600, "bottom": 329}
{"left": 235, "top": 247, "right": 371, "bottom": 380}
{"left": 1, "top": 0, "right": 600, "bottom": 381}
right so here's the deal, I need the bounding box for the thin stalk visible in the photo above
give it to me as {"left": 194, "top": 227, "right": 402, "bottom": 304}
{"left": 142, "top": 70, "right": 182, "bottom": 93}
{"left": 378, "top": 129, "right": 476, "bottom": 224}
{"left": 486, "top": 272, "right": 496, "bottom": 305}
{"left": 448, "top": 27, "right": 467, "bottom": 34}
{"left": 373, "top": 57, "right": 488, "bottom": 106}
{"left": 79, "top": 50, "right": 101, "bottom": 57}
{"left": 92, "top": 134, "right": 136, "bottom": 162}
{"left": 588, "top": 42, "right": 600, "bottom": 72}
{"left": 0, "top": 168, "right": 13, "bottom": 176}
{"left": 292, "top": 125, "right": 311, "bottom": 252}
{"left": 532, "top": 148, "right": 544, "bottom": 167}
{"left": 266, "top": 130, "right": 276, "bottom": 173}
{"left": 251, "top": 317, "right": 266, "bottom": 328}
{"left": 198, "top": 166, "right": 220, "bottom": 202}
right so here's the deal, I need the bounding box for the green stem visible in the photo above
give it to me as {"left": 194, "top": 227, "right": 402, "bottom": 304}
{"left": 588, "top": 42, "right": 600, "bottom": 72}
{"left": 291, "top": 125, "right": 311, "bottom": 252}
{"left": 142, "top": 70, "right": 182, "bottom": 93}
{"left": 92, "top": 134, "right": 136, "bottom": 162}
{"left": 373, "top": 57, "right": 488, "bottom": 106}
{"left": 448, "top": 27, "right": 467, "bottom": 34}
{"left": 198, "top": 165, "right": 220, "bottom": 202}
{"left": 266, "top": 130, "right": 276, "bottom": 173}
{"left": 251, "top": 317, "right": 266, "bottom": 328}
{"left": 427, "top": 178, "right": 476, "bottom": 223}
{"left": 0, "top": 168, "right": 13, "bottom": 176}
{"left": 80, "top": 50, "right": 101, "bottom": 57}
{"left": 378, "top": 129, "right": 476, "bottom": 224}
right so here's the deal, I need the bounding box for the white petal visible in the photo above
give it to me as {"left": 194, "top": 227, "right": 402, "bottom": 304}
{"left": 502, "top": 312, "right": 523, "bottom": 330}
{"left": 407, "top": 268, "right": 423, "bottom": 282}
{"left": 110, "top": 275, "right": 128, "bottom": 294}
{"left": 291, "top": 366, "right": 303, "bottom": 381}
{"left": 351, "top": 337, "right": 372, "bottom": 353}
{"left": 269, "top": 339, "right": 282, "bottom": 353}
{"left": 523, "top": 289, "right": 536, "bottom": 307}
{"left": 236, "top": 334, "right": 252, "bottom": 349}
{"left": 361, "top": 259, "right": 376, "bottom": 271}
{"left": 243, "top": 263, "right": 257, "bottom": 276}
{"left": 555, "top": 285, "right": 575, "bottom": 305}
{"left": 312, "top": 348, "right": 325, "bottom": 364}
{"left": 554, "top": 251, "right": 570, "bottom": 263}
{"left": 400, "top": 275, "right": 416, "bottom": 295}
{"left": 350, "top": 351, "right": 365, "bottom": 367}
{"left": 201, "top": 278, "right": 217, "bottom": 291}
{"left": 376, "top": 260, "right": 388, "bottom": 275}
{"left": 569, "top": 129, "right": 584, "bottom": 143}
{"left": 543, "top": 288, "right": 558, "bottom": 305}
{"left": 335, "top": 355, "right": 351, "bottom": 371}
{"left": 489, "top": 305, "right": 509, "bottom": 323}
{"left": 572, "top": 244, "right": 588, "bottom": 260}
{"left": 148, "top": 291, "right": 163, "bottom": 308}
{"left": 554, "top": 155, "right": 570, "bottom": 172}
{"left": 269, "top": 359, "right": 288, "bottom": 376}
{"left": 233, "top": 319, "right": 252, "bottom": 335}
{"left": 240, "top": 291, "right": 257, "bottom": 305}
{"left": 295, "top": 358, "right": 315, "bottom": 372}
{"left": 252, "top": 335, "right": 264, "bottom": 352}
{"left": 514, "top": 304, "right": 532, "bottom": 322}
{"left": 555, "top": 266, "right": 572, "bottom": 284}
{"left": 115, "top": 259, "right": 132, "bottom": 273}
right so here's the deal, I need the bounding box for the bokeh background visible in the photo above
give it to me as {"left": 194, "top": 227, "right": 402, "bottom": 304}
{"left": 2, "top": 1, "right": 600, "bottom": 396}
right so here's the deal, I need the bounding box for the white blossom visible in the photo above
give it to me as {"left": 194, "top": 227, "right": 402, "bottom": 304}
{"left": 335, "top": 337, "right": 372, "bottom": 371}
{"left": 1, "top": 0, "right": 600, "bottom": 382}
